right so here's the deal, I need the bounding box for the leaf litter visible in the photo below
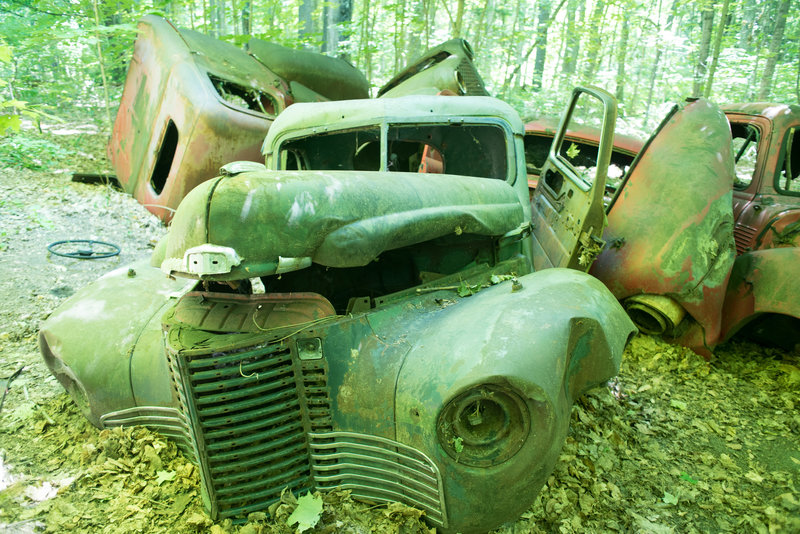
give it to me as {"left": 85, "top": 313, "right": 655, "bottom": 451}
{"left": 0, "top": 127, "right": 798, "bottom": 533}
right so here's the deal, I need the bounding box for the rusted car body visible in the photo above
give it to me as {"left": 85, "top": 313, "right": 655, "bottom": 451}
{"left": 42, "top": 91, "right": 636, "bottom": 532}
{"left": 109, "top": 15, "right": 368, "bottom": 221}
{"left": 376, "top": 39, "right": 488, "bottom": 98}
{"left": 718, "top": 103, "right": 800, "bottom": 350}
{"left": 529, "top": 100, "right": 800, "bottom": 355}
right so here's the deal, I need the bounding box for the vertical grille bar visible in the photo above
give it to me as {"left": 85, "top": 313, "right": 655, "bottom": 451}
{"left": 168, "top": 340, "right": 322, "bottom": 519}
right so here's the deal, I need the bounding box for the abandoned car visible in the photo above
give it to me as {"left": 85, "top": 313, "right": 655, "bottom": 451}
{"left": 109, "top": 15, "right": 369, "bottom": 221}
{"left": 110, "top": 16, "right": 490, "bottom": 223}
{"left": 527, "top": 100, "right": 800, "bottom": 356}
{"left": 41, "top": 91, "right": 637, "bottom": 532}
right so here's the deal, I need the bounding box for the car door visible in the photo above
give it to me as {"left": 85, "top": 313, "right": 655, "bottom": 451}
{"left": 529, "top": 86, "right": 617, "bottom": 271}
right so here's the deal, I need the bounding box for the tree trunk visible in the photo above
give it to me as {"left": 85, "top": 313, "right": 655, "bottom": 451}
{"left": 562, "top": 0, "right": 580, "bottom": 74}
{"left": 501, "top": 0, "right": 567, "bottom": 92}
{"left": 644, "top": 0, "right": 676, "bottom": 124}
{"left": 531, "top": 0, "right": 552, "bottom": 92}
{"left": 582, "top": 0, "right": 606, "bottom": 81}
{"left": 453, "top": 0, "right": 465, "bottom": 38}
{"left": 615, "top": 12, "right": 629, "bottom": 102}
{"left": 322, "top": 0, "right": 353, "bottom": 58}
{"left": 471, "top": 0, "right": 494, "bottom": 56}
{"left": 299, "top": 0, "right": 315, "bottom": 41}
{"left": 692, "top": 5, "right": 713, "bottom": 97}
{"left": 737, "top": 0, "right": 756, "bottom": 50}
{"left": 393, "top": 0, "right": 406, "bottom": 72}
{"left": 757, "top": 0, "right": 791, "bottom": 100}
{"left": 704, "top": 0, "right": 731, "bottom": 98}
{"left": 241, "top": 0, "right": 251, "bottom": 35}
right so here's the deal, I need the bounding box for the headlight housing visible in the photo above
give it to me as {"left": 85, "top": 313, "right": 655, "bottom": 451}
{"left": 437, "top": 384, "right": 530, "bottom": 467}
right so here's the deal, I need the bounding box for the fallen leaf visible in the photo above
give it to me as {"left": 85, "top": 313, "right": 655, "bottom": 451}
{"left": 287, "top": 492, "right": 323, "bottom": 533}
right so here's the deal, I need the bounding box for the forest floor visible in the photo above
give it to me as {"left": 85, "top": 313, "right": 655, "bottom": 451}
{"left": 0, "top": 127, "right": 798, "bottom": 534}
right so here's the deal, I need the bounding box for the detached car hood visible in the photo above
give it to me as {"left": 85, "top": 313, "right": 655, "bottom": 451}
{"left": 162, "top": 170, "right": 523, "bottom": 279}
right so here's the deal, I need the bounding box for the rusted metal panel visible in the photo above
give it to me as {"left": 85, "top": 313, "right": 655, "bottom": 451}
{"left": 377, "top": 39, "right": 488, "bottom": 98}
{"left": 109, "top": 15, "right": 289, "bottom": 222}
{"left": 247, "top": 39, "right": 369, "bottom": 101}
{"left": 590, "top": 99, "right": 738, "bottom": 354}
{"left": 721, "top": 247, "right": 800, "bottom": 345}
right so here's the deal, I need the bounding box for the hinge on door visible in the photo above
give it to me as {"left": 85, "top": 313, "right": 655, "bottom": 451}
{"left": 577, "top": 229, "right": 605, "bottom": 267}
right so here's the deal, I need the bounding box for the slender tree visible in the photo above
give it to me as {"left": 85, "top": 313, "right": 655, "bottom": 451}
{"left": 703, "top": 0, "right": 730, "bottom": 98}
{"left": 757, "top": 0, "right": 792, "bottom": 100}
{"left": 531, "top": 0, "right": 553, "bottom": 92}
{"left": 582, "top": 0, "right": 606, "bottom": 82}
{"left": 692, "top": 3, "right": 714, "bottom": 97}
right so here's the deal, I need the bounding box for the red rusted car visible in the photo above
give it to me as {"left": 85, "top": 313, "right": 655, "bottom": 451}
{"left": 109, "top": 15, "right": 368, "bottom": 221}
{"left": 529, "top": 100, "right": 800, "bottom": 356}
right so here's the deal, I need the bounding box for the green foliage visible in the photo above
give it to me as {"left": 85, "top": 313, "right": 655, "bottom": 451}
{"left": 0, "top": 42, "right": 22, "bottom": 134}
{"left": 0, "top": 134, "right": 73, "bottom": 170}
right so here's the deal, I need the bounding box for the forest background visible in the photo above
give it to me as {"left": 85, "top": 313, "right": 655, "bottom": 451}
{"left": 0, "top": 0, "right": 798, "bottom": 144}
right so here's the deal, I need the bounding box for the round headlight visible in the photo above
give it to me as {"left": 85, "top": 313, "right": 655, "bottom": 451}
{"left": 437, "top": 385, "right": 530, "bottom": 467}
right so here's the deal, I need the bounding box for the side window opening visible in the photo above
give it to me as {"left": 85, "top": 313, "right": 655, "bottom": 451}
{"left": 525, "top": 133, "right": 634, "bottom": 201}
{"left": 776, "top": 127, "right": 800, "bottom": 195}
{"left": 150, "top": 119, "right": 178, "bottom": 196}
{"left": 209, "top": 74, "right": 278, "bottom": 117}
{"left": 731, "top": 123, "right": 760, "bottom": 190}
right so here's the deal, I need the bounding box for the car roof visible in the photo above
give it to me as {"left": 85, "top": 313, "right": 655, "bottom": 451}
{"left": 262, "top": 95, "right": 524, "bottom": 155}
{"left": 721, "top": 102, "right": 800, "bottom": 130}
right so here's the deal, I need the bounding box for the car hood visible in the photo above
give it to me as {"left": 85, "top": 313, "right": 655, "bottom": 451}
{"left": 161, "top": 170, "right": 524, "bottom": 280}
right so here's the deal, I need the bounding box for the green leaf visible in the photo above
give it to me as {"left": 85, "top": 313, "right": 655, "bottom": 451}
{"left": 669, "top": 399, "right": 687, "bottom": 410}
{"left": 680, "top": 471, "right": 698, "bottom": 484}
{"left": 457, "top": 280, "right": 472, "bottom": 297}
{"left": 662, "top": 491, "right": 678, "bottom": 505}
{"left": 0, "top": 45, "right": 10, "bottom": 63}
{"left": 453, "top": 437, "right": 464, "bottom": 453}
{"left": 155, "top": 470, "right": 176, "bottom": 485}
{"left": 566, "top": 142, "right": 580, "bottom": 159}
{"left": 286, "top": 492, "right": 323, "bottom": 533}
{"left": 0, "top": 114, "right": 21, "bottom": 133}
{"left": 490, "top": 274, "right": 501, "bottom": 285}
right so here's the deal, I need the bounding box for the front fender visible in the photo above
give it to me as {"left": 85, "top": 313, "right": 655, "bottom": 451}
{"left": 721, "top": 247, "right": 800, "bottom": 340}
{"left": 39, "top": 262, "right": 192, "bottom": 425}
{"left": 391, "top": 268, "right": 635, "bottom": 533}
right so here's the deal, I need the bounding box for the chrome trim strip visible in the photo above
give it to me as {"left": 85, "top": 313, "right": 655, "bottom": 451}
{"left": 308, "top": 431, "right": 447, "bottom": 528}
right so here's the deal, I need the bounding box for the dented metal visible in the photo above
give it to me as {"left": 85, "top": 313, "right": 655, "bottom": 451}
{"left": 109, "top": 16, "right": 370, "bottom": 222}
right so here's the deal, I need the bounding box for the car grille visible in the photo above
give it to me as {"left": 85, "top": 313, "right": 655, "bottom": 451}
{"left": 458, "top": 57, "right": 488, "bottom": 96}
{"left": 100, "top": 406, "right": 195, "bottom": 461}
{"left": 167, "top": 337, "right": 448, "bottom": 527}
{"left": 733, "top": 223, "right": 758, "bottom": 254}
{"left": 310, "top": 431, "right": 448, "bottom": 528}
{"left": 167, "top": 340, "right": 331, "bottom": 520}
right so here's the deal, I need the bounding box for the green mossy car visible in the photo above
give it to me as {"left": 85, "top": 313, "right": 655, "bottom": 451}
{"left": 41, "top": 92, "right": 636, "bottom": 532}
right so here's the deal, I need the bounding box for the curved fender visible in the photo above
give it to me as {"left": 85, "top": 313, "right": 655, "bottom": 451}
{"left": 391, "top": 268, "right": 635, "bottom": 533}
{"left": 39, "top": 262, "right": 193, "bottom": 425}
{"left": 591, "top": 98, "right": 737, "bottom": 349}
{"left": 721, "top": 247, "right": 800, "bottom": 339}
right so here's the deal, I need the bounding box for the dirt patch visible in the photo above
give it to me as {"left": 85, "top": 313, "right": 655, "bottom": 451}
{"left": 0, "top": 128, "right": 798, "bottom": 533}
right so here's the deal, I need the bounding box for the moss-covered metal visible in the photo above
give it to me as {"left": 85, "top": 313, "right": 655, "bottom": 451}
{"left": 42, "top": 91, "right": 636, "bottom": 533}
